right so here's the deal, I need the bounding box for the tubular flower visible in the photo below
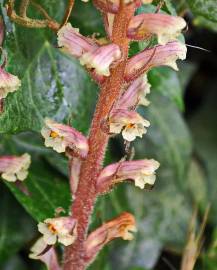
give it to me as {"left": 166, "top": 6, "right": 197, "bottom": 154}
{"left": 84, "top": 212, "right": 137, "bottom": 263}
{"left": 116, "top": 74, "right": 151, "bottom": 109}
{"left": 0, "top": 153, "right": 31, "bottom": 182}
{"left": 109, "top": 109, "right": 150, "bottom": 141}
{"left": 80, "top": 44, "right": 121, "bottom": 76}
{"left": 127, "top": 13, "right": 186, "bottom": 44}
{"left": 29, "top": 237, "right": 61, "bottom": 270}
{"left": 41, "top": 118, "right": 89, "bottom": 157}
{"left": 0, "top": 67, "right": 21, "bottom": 99}
{"left": 38, "top": 217, "right": 77, "bottom": 246}
{"left": 125, "top": 41, "right": 187, "bottom": 81}
{"left": 57, "top": 23, "right": 97, "bottom": 58}
{"left": 97, "top": 159, "right": 159, "bottom": 192}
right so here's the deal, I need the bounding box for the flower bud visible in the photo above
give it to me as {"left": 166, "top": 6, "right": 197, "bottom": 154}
{"left": 97, "top": 159, "right": 159, "bottom": 192}
{"left": 125, "top": 41, "right": 187, "bottom": 82}
{"left": 84, "top": 212, "right": 136, "bottom": 263}
{"left": 57, "top": 23, "right": 97, "bottom": 58}
{"left": 0, "top": 153, "right": 31, "bottom": 182}
{"left": 29, "top": 237, "right": 61, "bottom": 270}
{"left": 80, "top": 43, "right": 121, "bottom": 76}
{"left": 41, "top": 118, "right": 89, "bottom": 158}
{"left": 38, "top": 216, "right": 77, "bottom": 246}
{"left": 69, "top": 157, "right": 81, "bottom": 196}
{"left": 93, "top": 0, "right": 120, "bottom": 14}
{"left": 109, "top": 109, "right": 150, "bottom": 141}
{"left": 127, "top": 13, "right": 186, "bottom": 44}
{"left": 116, "top": 74, "right": 150, "bottom": 109}
{"left": 0, "top": 67, "right": 21, "bottom": 99}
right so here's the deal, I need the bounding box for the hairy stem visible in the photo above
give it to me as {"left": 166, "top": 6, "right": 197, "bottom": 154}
{"left": 61, "top": 0, "right": 75, "bottom": 27}
{"left": 63, "top": 3, "right": 135, "bottom": 270}
{"left": 19, "top": 0, "right": 30, "bottom": 17}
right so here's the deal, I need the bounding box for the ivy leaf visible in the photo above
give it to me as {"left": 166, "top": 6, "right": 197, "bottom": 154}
{"left": 4, "top": 159, "right": 71, "bottom": 222}
{"left": 0, "top": 184, "right": 36, "bottom": 263}
{"left": 148, "top": 67, "right": 184, "bottom": 111}
{"left": 0, "top": 10, "right": 98, "bottom": 134}
{"left": 187, "top": 0, "right": 217, "bottom": 22}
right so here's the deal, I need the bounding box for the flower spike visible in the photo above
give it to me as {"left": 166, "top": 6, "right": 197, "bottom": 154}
{"left": 80, "top": 44, "right": 121, "bottom": 76}
{"left": 41, "top": 118, "right": 89, "bottom": 158}
{"left": 0, "top": 67, "right": 21, "bottom": 99}
{"left": 97, "top": 159, "right": 159, "bottom": 193}
{"left": 29, "top": 237, "right": 61, "bottom": 270}
{"left": 116, "top": 74, "right": 151, "bottom": 110}
{"left": 127, "top": 13, "right": 186, "bottom": 44}
{"left": 124, "top": 41, "right": 187, "bottom": 82}
{"left": 84, "top": 212, "right": 137, "bottom": 264}
{"left": 0, "top": 153, "right": 31, "bottom": 182}
{"left": 57, "top": 23, "right": 97, "bottom": 58}
{"left": 38, "top": 216, "right": 77, "bottom": 246}
{"left": 109, "top": 109, "right": 150, "bottom": 142}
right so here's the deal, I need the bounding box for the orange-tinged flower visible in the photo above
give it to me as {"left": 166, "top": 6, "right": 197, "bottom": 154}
{"left": 109, "top": 109, "right": 150, "bottom": 141}
{"left": 38, "top": 217, "right": 77, "bottom": 246}
{"left": 84, "top": 213, "right": 137, "bottom": 263}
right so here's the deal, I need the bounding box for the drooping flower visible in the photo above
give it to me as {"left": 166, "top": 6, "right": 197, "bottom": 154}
{"left": 109, "top": 109, "right": 150, "bottom": 141}
{"left": 125, "top": 41, "right": 187, "bottom": 81}
{"left": 116, "top": 74, "right": 151, "bottom": 110}
{"left": 84, "top": 212, "right": 137, "bottom": 263}
{"left": 127, "top": 13, "right": 186, "bottom": 44}
{"left": 80, "top": 43, "right": 121, "bottom": 76}
{"left": 38, "top": 217, "right": 77, "bottom": 246}
{"left": 0, "top": 67, "right": 21, "bottom": 99}
{"left": 97, "top": 159, "right": 159, "bottom": 192}
{"left": 29, "top": 237, "right": 61, "bottom": 270}
{"left": 57, "top": 23, "right": 97, "bottom": 58}
{"left": 41, "top": 118, "right": 89, "bottom": 158}
{"left": 0, "top": 153, "right": 31, "bottom": 182}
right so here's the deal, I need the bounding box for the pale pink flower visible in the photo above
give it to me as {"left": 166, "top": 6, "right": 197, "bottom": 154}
{"left": 0, "top": 153, "right": 31, "bottom": 182}
{"left": 116, "top": 74, "right": 151, "bottom": 109}
{"left": 69, "top": 157, "right": 81, "bottom": 197}
{"left": 97, "top": 159, "right": 159, "bottom": 192}
{"left": 127, "top": 13, "right": 186, "bottom": 44}
{"left": 41, "top": 118, "right": 89, "bottom": 157}
{"left": 0, "top": 67, "right": 21, "bottom": 99}
{"left": 38, "top": 217, "right": 77, "bottom": 246}
{"left": 29, "top": 237, "right": 61, "bottom": 270}
{"left": 80, "top": 44, "right": 121, "bottom": 76}
{"left": 109, "top": 109, "right": 150, "bottom": 141}
{"left": 84, "top": 212, "right": 137, "bottom": 263}
{"left": 125, "top": 41, "right": 187, "bottom": 81}
{"left": 57, "top": 23, "right": 97, "bottom": 58}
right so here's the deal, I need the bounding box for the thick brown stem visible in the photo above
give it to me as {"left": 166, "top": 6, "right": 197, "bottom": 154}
{"left": 63, "top": 3, "right": 135, "bottom": 270}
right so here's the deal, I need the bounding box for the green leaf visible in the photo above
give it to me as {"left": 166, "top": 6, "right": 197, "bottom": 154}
{"left": 187, "top": 0, "right": 217, "bottom": 22}
{"left": 0, "top": 12, "right": 98, "bottom": 134}
{"left": 0, "top": 184, "right": 35, "bottom": 263}
{"left": 4, "top": 159, "right": 71, "bottom": 222}
{"left": 148, "top": 67, "right": 184, "bottom": 111}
